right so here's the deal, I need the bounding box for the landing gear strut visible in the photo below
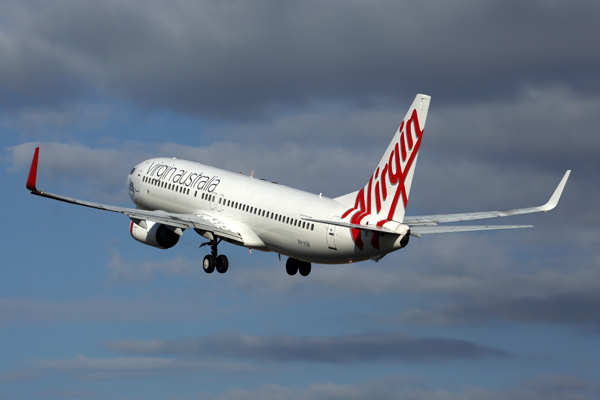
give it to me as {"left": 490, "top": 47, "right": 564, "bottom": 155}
{"left": 202, "top": 238, "right": 228, "bottom": 274}
{"left": 286, "top": 258, "right": 311, "bottom": 276}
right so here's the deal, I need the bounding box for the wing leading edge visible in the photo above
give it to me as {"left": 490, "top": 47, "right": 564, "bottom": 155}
{"left": 25, "top": 147, "right": 242, "bottom": 242}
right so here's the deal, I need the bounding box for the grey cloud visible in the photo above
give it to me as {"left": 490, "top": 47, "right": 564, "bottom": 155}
{"left": 1, "top": 1, "right": 600, "bottom": 118}
{"left": 1, "top": 103, "right": 113, "bottom": 138}
{"left": 426, "top": 87, "right": 600, "bottom": 175}
{"left": 28, "top": 355, "right": 256, "bottom": 381}
{"left": 402, "top": 292, "right": 600, "bottom": 327}
{"left": 9, "top": 83, "right": 597, "bottom": 202}
{"left": 200, "top": 375, "right": 600, "bottom": 400}
{"left": 0, "top": 296, "right": 219, "bottom": 325}
{"left": 107, "top": 331, "right": 509, "bottom": 363}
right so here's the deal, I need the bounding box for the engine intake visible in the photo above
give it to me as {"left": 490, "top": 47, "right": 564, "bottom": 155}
{"left": 130, "top": 221, "right": 180, "bottom": 249}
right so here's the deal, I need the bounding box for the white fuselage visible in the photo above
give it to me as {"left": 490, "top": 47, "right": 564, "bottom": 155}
{"left": 127, "top": 158, "right": 404, "bottom": 264}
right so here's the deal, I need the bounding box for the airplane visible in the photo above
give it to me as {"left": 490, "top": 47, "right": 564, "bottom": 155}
{"left": 25, "top": 94, "right": 570, "bottom": 277}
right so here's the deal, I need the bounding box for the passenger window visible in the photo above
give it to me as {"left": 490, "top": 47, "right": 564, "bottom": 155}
{"left": 266, "top": 211, "right": 270, "bottom": 218}
{"left": 194, "top": 191, "right": 197, "bottom": 197}
{"left": 302, "top": 222, "right": 305, "bottom": 228}
{"left": 311, "top": 224, "right": 314, "bottom": 231}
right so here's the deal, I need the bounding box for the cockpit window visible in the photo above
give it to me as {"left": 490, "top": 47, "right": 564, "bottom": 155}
{"left": 130, "top": 168, "right": 136, "bottom": 175}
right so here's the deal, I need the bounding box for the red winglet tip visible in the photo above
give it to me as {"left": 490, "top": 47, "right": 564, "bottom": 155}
{"left": 26, "top": 147, "right": 40, "bottom": 192}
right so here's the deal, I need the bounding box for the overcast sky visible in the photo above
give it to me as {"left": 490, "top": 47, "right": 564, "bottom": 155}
{"left": 1, "top": 1, "right": 599, "bottom": 399}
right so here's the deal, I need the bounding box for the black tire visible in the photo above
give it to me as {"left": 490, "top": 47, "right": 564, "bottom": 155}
{"left": 298, "top": 261, "right": 311, "bottom": 276}
{"left": 216, "top": 255, "right": 229, "bottom": 274}
{"left": 286, "top": 258, "right": 298, "bottom": 276}
{"left": 203, "top": 255, "right": 215, "bottom": 273}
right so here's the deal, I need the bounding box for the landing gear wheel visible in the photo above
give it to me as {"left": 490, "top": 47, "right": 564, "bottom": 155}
{"left": 286, "top": 258, "right": 298, "bottom": 276}
{"left": 216, "top": 255, "right": 229, "bottom": 274}
{"left": 298, "top": 261, "right": 312, "bottom": 276}
{"left": 203, "top": 255, "right": 215, "bottom": 273}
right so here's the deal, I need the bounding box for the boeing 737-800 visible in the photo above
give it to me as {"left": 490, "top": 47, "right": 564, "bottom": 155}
{"left": 25, "top": 94, "right": 570, "bottom": 276}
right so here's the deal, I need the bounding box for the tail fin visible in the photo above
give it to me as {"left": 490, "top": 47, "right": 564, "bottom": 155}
{"left": 341, "top": 94, "right": 431, "bottom": 227}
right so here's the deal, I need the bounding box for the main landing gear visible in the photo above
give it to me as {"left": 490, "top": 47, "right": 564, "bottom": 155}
{"left": 286, "top": 257, "right": 311, "bottom": 276}
{"left": 201, "top": 238, "right": 228, "bottom": 274}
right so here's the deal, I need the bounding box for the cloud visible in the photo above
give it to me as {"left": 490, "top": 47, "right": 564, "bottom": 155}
{"left": 1, "top": 1, "right": 599, "bottom": 118}
{"left": 8, "top": 83, "right": 598, "bottom": 204}
{"left": 200, "top": 375, "right": 600, "bottom": 400}
{"left": 27, "top": 355, "right": 256, "bottom": 381}
{"left": 107, "top": 250, "right": 198, "bottom": 283}
{"left": 401, "top": 292, "right": 600, "bottom": 327}
{"left": 1, "top": 103, "right": 113, "bottom": 137}
{"left": 106, "top": 331, "right": 509, "bottom": 363}
{"left": 0, "top": 296, "right": 216, "bottom": 326}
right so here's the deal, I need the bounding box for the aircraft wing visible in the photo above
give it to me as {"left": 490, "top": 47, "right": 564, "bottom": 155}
{"left": 25, "top": 148, "right": 242, "bottom": 242}
{"left": 404, "top": 170, "right": 570, "bottom": 227}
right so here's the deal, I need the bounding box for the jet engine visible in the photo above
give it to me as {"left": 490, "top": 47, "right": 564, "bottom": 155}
{"left": 129, "top": 221, "right": 180, "bottom": 249}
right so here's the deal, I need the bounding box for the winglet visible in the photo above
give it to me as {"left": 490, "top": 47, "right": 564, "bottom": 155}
{"left": 540, "top": 170, "right": 570, "bottom": 211}
{"left": 26, "top": 147, "right": 40, "bottom": 192}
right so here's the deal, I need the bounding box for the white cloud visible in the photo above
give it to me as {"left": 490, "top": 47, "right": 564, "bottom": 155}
{"left": 107, "top": 250, "right": 198, "bottom": 283}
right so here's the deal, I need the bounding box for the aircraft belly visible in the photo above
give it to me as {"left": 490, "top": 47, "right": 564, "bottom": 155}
{"left": 259, "top": 224, "right": 384, "bottom": 264}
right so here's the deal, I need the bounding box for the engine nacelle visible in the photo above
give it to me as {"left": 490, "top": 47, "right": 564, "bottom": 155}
{"left": 129, "top": 221, "right": 180, "bottom": 249}
{"left": 391, "top": 223, "right": 411, "bottom": 250}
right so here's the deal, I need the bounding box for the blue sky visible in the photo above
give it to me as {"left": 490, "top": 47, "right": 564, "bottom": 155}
{"left": 1, "top": 1, "right": 599, "bottom": 399}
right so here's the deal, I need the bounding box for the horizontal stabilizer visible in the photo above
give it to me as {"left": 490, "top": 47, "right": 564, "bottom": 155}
{"left": 302, "top": 217, "right": 398, "bottom": 234}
